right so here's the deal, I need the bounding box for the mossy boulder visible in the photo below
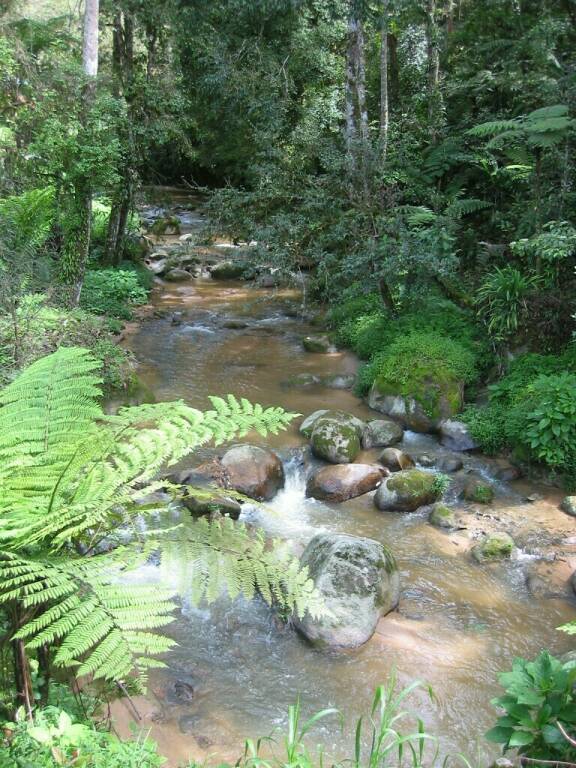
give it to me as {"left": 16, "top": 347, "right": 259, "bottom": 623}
{"left": 472, "top": 532, "right": 515, "bottom": 562}
{"left": 306, "top": 464, "right": 385, "bottom": 502}
{"left": 302, "top": 335, "right": 332, "bottom": 353}
{"left": 210, "top": 261, "right": 248, "bottom": 280}
{"left": 428, "top": 503, "right": 458, "bottom": 529}
{"left": 365, "top": 333, "right": 474, "bottom": 432}
{"left": 374, "top": 469, "right": 440, "bottom": 512}
{"left": 321, "top": 373, "right": 356, "bottom": 390}
{"left": 368, "top": 381, "right": 463, "bottom": 433}
{"left": 300, "top": 410, "right": 365, "bottom": 440}
{"left": 311, "top": 417, "right": 361, "bottom": 464}
{"left": 294, "top": 533, "right": 399, "bottom": 649}
{"left": 362, "top": 419, "right": 404, "bottom": 449}
{"left": 378, "top": 447, "right": 415, "bottom": 472}
{"left": 463, "top": 478, "right": 494, "bottom": 504}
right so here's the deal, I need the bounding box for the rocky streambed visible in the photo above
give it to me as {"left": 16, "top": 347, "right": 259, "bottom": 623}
{"left": 111, "top": 188, "right": 576, "bottom": 767}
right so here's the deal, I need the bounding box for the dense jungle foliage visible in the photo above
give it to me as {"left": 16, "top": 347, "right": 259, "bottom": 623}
{"left": 0, "top": 0, "right": 575, "bottom": 765}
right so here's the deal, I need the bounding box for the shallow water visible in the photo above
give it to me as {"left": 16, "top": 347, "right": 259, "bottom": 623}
{"left": 115, "top": 191, "right": 576, "bottom": 766}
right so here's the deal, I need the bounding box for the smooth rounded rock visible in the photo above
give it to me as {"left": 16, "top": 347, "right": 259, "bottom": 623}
{"left": 164, "top": 268, "right": 192, "bottom": 282}
{"left": 306, "top": 464, "right": 385, "bottom": 502}
{"left": 436, "top": 456, "right": 464, "bottom": 473}
{"left": 299, "top": 409, "right": 330, "bottom": 438}
{"left": 321, "top": 374, "right": 356, "bottom": 390}
{"left": 221, "top": 445, "right": 284, "bottom": 501}
{"left": 379, "top": 447, "right": 415, "bottom": 472}
{"left": 362, "top": 419, "right": 404, "bottom": 449}
{"left": 182, "top": 492, "right": 241, "bottom": 520}
{"left": 374, "top": 469, "right": 441, "bottom": 512}
{"left": 294, "top": 533, "right": 399, "bottom": 649}
{"left": 561, "top": 497, "right": 576, "bottom": 517}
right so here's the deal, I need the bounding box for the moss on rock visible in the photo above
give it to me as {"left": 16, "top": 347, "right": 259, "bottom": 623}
{"left": 472, "top": 532, "right": 514, "bottom": 562}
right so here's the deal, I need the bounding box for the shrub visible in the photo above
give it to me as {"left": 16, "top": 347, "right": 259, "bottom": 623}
{"left": 1, "top": 707, "right": 164, "bottom": 768}
{"left": 486, "top": 651, "right": 576, "bottom": 763}
{"left": 476, "top": 265, "right": 541, "bottom": 341}
{"left": 81, "top": 268, "right": 148, "bottom": 319}
{"left": 460, "top": 403, "right": 508, "bottom": 455}
{"left": 507, "top": 372, "right": 576, "bottom": 469}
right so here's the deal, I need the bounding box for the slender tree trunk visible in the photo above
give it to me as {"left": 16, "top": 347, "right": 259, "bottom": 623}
{"left": 380, "top": 0, "right": 390, "bottom": 161}
{"left": 62, "top": 0, "right": 99, "bottom": 305}
{"left": 146, "top": 23, "right": 157, "bottom": 82}
{"left": 355, "top": 18, "right": 369, "bottom": 144}
{"left": 426, "top": 0, "right": 442, "bottom": 143}
{"left": 345, "top": 13, "right": 358, "bottom": 162}
{"left": 12, "top": 634, "right": 33, "bottom": 718}
{"left": 388, "top": 32, "right": 399, "bottom": 109}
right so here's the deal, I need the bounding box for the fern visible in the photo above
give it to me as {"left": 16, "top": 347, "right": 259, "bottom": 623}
{"left": 0, "top": 348, "right": 319, "bottom": 689}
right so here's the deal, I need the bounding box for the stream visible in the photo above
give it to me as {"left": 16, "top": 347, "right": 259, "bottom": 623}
{"left": 112, "top": 188, "right": 576, "bottom": 767}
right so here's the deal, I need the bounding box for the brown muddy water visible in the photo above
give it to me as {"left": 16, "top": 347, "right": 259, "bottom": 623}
{"left": 113, "top": 190, "right": 576, "bottom": 766}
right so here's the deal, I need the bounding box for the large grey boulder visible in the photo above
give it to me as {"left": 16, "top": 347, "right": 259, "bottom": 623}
{"left": 294, "top": 533, "right": 399, "bottom": 649}
{"left": 302, "top": 335, "right": 332, "bottom": 353}
{"left": 374, "top": 469, "right": 441, "bottom": 512}
{"left": 439, "top": 420, "right": 478, "bottom": 452}
{"left": 220, "top": 445, "right": 284, "bottom": 501}
{"left": 362, "top": 419, "right": 404, "bottom": 449}
{"left": 310, "top": 414, "right": 363, "bottom": 464}
{"left": 306, "top": 464, "right": 385, "bottom": 502}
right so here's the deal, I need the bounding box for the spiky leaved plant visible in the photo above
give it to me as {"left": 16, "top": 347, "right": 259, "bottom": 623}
{"left": 0, "top": 347, "right": 323, "bottom": 715}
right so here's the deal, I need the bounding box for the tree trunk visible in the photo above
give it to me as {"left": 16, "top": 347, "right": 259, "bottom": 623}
{"left": 388, "top": 32, "right": 400, "bottom": 109}
{"left": 354, "top": 17, "right": 369, "bottom": 144}
{"left": 380, "top": 0, "right": 390, "bottom": 160}
{"left": 345, "top": 12, "right": 358, "bottom": 161}
{"left": 426, "top": 0, "right": 442, "bottom": 143}
{"left": 13, "top": 638, "right": 33, "bottom": 718}
{"left": 61, "top": 0, "right": 99, "bottom": 305}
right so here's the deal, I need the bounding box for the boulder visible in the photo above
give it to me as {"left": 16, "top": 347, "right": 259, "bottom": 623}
{"left": 210, "top": 261, "right": 247, "bottom": 280}
{"left": 299, "top": 409, "right": 329, "bottom": 438}
{"left": 413, "top": 453, "right": 436, "bottom": 468}
{"left": 368, "top": 381, "right": 462, "bottom": 433}
{"left": 220, "top": 445, "right": 284, "bottom": 501}
{"left": 147, "top": 258, "right": 167, "bottom": 275}
{"left": 321, "top": 374, "right": 356, "bottom": 390}
{"left": 283, "top": 373, "right": 321, "bottom": 389}
{"left": 428, "top": 503, "right": 458, "bottom": 529}
{"left": 300, "top": 409, "right": 365, "bottom": 440}
{"left": 374, "top": 469, "right": 440, "bottom": 512}
{"left": 436, "top": 456, "right": 464, "bottom": 473}
{"left": 306, "top": 464, "right": 386, "bottom": 502}
{"left": 311, "top": 414, "right": 363, "bottom": 464}
{"left": 472, "top": 532, "right": 514, "bottom": 562}
{"left": 164, "top": 268, "right": 192, "bottom": 282}
{"left": 181, "top": 491, "right": 241, "bottom": 520}
{"left": 302, "top": 335, "right": 332, "bottom": 353}
{"left": 463, "top": 477, "right": 494, "bottom": 504}
{"left": 362, "top": 419, "right": 404, "bottom": 450}
{"left": 223, "top": 319, "right": 250, "bottom": 329}
{"left": 378, "top": 447, "right": 415, "bottom": 472}
{"left": 294, "top": 533, "right": 399, "bottom": 649}
{"left": 439, "top": 420, "right": 478, "bottom": 452}
{"left": 561, "top": 497, "right": 576, "bottom": 517}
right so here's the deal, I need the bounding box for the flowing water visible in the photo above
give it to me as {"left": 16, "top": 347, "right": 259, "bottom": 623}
{"left": 112, "top": 189, "right": 576, "bottom": 766}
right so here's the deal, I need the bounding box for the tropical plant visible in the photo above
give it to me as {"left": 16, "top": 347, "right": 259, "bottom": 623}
{"left": 507, "top": 372, "right": 576, "bottom": 470}
{"left": 476, "top": 266, "right": 541, "bottom": 342}
{"left": 0, "top": 347, "right": 322, "bottom": 713}
{"left": 0, "top": 706, "right": 164, "bottom": 767}
{"left": 486, "top": 651, "right": 576, "bottom": 762}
